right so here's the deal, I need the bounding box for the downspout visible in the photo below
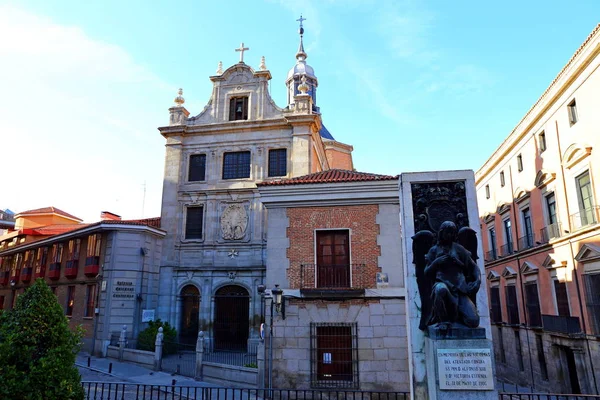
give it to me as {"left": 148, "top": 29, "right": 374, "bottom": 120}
{"left": 508, "top": 165, "right": 536, "bottom": 388}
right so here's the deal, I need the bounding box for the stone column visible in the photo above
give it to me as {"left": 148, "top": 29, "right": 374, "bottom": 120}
{"left": 118, "top": 325, "right": 127, "bottom": 362}
{"left": 154, "top": 327, "right": 164, "bottom": 371}
{"left": 195, "top": 331, "right": 204, "bottom": 380}
{"left": 257, "top": 339, "right": 266, "bottom": 389}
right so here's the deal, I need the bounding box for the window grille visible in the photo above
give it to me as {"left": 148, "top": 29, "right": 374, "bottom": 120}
{"left": 223, "top": 151, "right": 251, "bottom": 179}
{"left": 310, "top": 322, "right": 359, "bottom": 388}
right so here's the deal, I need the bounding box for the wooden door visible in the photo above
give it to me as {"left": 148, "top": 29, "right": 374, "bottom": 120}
{"left": 316, "top": 230, "right": 349, "bottom": 288}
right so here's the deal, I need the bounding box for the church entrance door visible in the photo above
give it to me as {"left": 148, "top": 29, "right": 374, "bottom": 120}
{"left": 179, "top": 285, "right": 200, "bottom": 345}
{"left": 214, "top": 285, "right": 249, "bottom": 351}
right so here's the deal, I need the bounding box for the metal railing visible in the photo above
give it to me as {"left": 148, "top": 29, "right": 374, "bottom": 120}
{"left": 485, "top": 250, "right": 497, "bottom": 262}
{"left": 161, "top": 341, "right": 196, "bottom": 377}
{"left": 570, "top": 206, "right": 599, "bottom": 230}
{"left": 540, "top": 223, "right": 561, "bottom": 243}
{"left": 500, "top": 243, "right": 514, "bottom": 257}
{"left": 81, "top": 383, "right": 411, "bottom": 400}
{"left": 300, "top": 264, "right": 367, "bottom": 290}
{"left": 542, "top": 314, "right": 582, "bottom": 335}
{"left": 499, "top": 394, "right": 600, "bottom": 400}
{"left": 517, "top": 234, "right": 534, "bottom": 251}
{"left": 203, "top": 341, "right": 258, "bottom": 367}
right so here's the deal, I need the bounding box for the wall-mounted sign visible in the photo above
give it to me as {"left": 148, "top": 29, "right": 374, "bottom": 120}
{"left": 112, "top": 280, "right": 135, "bottom": 299}
{"left": 142, "top": 309, "right": 155, "bottom": 322}
{"left": 101, "top": 280, "right": 107, "bottom": 292}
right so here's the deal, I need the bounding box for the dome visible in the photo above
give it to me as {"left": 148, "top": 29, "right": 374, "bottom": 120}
{"left": 287, "top": 61, "right": 316, "bottom": 81}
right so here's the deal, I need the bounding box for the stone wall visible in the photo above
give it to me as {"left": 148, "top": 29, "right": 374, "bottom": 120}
{"left": 271, "top": 299, "right": 409, "bottom": 391}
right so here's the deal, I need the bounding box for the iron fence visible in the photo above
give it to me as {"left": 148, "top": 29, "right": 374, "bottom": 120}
{"left": 81, "top": 383, "right": 411, "bottom": 400}
{"left": 485, "top": 250, "right": 497, "bottom": 262}
{"left": 499, "top": 394, "right": 600, "bottom": 400}
{"left": 517, "top": 234, "right": 534, "bottom": 251}
{"left": 161, "top": 341, "right": 196, "bottom": 377}
{"left": 542, "top": 315, "right": 582, "bottom": 335}
{"left": 500, "top": 243, "right": 514, "bottom": 257}
{"left": 540, "top": 223, "right": 561, "bottom": 243}
{"left": 570, "top": 206, "right": 599, "bottom": 230}
{"left": 203, "top": 341, "right": 258, "bottom": 367}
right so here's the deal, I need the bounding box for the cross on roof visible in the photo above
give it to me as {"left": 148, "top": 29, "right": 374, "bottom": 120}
{"left": 296, "top": 15, "right": 306, "bottom": 28}
{"left": 235, "top": 42, "right": 249, "bottom": 63}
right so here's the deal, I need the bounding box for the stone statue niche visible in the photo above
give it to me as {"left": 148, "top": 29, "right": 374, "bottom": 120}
{"left": 410, "top": 182, "right": 482, "bottom": 336}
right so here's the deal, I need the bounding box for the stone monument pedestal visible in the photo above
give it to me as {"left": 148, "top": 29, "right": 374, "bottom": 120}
{"left": 425, "top": 326, "right": 497, "bottom": 400}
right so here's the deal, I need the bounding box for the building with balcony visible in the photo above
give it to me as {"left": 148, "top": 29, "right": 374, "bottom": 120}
{"left": 258, "top": 170, "right": 408, "bottom": 391}
{"left": 0, "top": 207, "right": 164, "bottom": 353}
{"left": 476, "top": 24, "right": 600, "bottom": 394}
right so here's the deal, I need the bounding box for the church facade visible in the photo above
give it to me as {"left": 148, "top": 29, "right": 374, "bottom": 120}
{"left": 156, "top": 26, "right": 355, "bottom": 352}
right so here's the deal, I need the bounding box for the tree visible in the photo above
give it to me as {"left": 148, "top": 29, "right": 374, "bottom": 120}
{"left": 0, "top": 279, "right": 84, "bottom": 400}
{"left": 136, "top": 319, "right": 178, "bottom": 355}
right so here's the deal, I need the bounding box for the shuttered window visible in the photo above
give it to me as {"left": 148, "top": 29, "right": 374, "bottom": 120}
{"left": 525, "top": 282, "right": 542, "bottom": 327}
{"left": 584, "top": 274, "right": 600, "bottom": 335}
{"left": 505, "top": 285, "right": 519, "bottom": 325}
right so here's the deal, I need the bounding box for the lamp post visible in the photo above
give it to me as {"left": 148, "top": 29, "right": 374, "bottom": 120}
{"left": 10, "top": 279, "right": 16, "bottom": 309}
{"left": 258, "top": 284, "right": 286, "bottom": 395}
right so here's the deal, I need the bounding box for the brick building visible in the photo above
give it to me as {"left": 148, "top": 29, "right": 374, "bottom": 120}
{"left": 258, "top": 170, "right": 409, "bottom": 391}
{"left": 0, "top": 207, "right": 165, "bottom": 353}
{"left": 476, "top": 24, "right": 600, "bottom": 394}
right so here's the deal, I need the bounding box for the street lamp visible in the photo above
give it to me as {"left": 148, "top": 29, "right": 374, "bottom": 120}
{"left": 272, "top": 284, "right": 283, "bottom": 314}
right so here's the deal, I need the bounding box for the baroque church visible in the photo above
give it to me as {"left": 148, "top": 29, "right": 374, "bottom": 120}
{"left": 157, "top": 21, "right": 356, "bottom": 349}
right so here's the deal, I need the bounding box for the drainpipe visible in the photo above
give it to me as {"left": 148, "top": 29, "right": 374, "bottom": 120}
{"left": 508, "top": 165, "right": 536, "bottom": 388}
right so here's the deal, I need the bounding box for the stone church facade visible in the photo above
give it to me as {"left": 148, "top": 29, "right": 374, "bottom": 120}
{"left": 156, "top": 29, "right": 354, "bottom": 351}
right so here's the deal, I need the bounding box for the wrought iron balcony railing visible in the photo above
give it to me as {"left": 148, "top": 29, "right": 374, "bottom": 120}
{"left": 517, "top": 234, "right": 534, "bottom": 251}
{"left": 300, "top": 263, "right": 367, "bottom": 290}
{"left": 570, "top": 206, "right": 599, "bottom": 230}
{"left": 542, "top": 314, "right": 582, "bottom": 335}
{"left": 499, "top": 243, "right": 514, "bottom": 257}
{"left": 540, "top": 222, "right": 561, "bottom": 243}
{"left": 484, "top": 250, "right": 497, "bottom": 262}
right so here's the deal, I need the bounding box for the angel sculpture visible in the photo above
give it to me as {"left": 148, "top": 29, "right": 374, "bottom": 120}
{"left": 412, "top": 221, "right": 481, "bottom": 331}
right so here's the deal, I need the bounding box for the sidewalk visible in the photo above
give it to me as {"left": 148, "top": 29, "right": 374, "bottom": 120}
{"left": 76, "top": 351, "right": 215, "bottom": 388}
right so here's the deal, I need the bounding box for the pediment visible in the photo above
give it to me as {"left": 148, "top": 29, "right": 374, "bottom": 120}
{"left": 534, "top": 169, "right": 556, "bottom": 188}
{"left": 562, "top": 143, "right": 592, "bottom": 169}
{"left": 483, "top": 213, "right": 495, "bottom": 224}
{"left": 502, "top": 266, "right": 517, "bottom": 278}
{"left": 575, "top": 243, "right": 600, "bottom": 263}
{"left": 520, "top": 261, "right": 539, "bottom": 275}
{"left": 497, "top": 202, "right": 511, "bottom": 215}
{"left": 513, "top": 188, "right": 530, "bottom": 203}
{"left": 487, "top": 271, "right": 501, "bottom": 281}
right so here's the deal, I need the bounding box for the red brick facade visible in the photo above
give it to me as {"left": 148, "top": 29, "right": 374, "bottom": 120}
{"left": 286, "top": 205, "right": 381, "bottom": 289}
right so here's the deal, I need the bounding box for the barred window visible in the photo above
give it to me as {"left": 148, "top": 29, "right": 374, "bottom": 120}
{"left": 223, "top": 151, "right": 251, "bottom": 180}
{"left": 268, "top": 149, "right": 287, "bottom": 177}
{"left": 185, "top": 206, "right": 204, "bottom": 240}
{"left": 189, "top": 154, "right": 206, "bottom": 182}
{"left": 310, "top": 322, "right": 358, "bottom": 388}
{"left": 490, "top": 287, "right": 502, "bottom": 323}
{"left": 505, "top": 285, "right": 519, "bottom": 325}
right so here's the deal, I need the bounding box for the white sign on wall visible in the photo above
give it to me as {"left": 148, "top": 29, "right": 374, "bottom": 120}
{"left": 142, "top": 309, "right": 155, "bottom": 322}
{"left": 437, "top": 348, "right": 494, "bottom": 390}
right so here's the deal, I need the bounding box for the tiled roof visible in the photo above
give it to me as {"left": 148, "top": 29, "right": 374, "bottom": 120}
{"left": 29, "top": 224, "right": 89, "bottom": 235}
{"left": 102, "top": 217, "right": 161, "bottom": 228}
{"left": 16, "top": 206, "right": 82, "bottom": 221}
{"left": 257, "top": 169, "right": 398, "bottom": 186}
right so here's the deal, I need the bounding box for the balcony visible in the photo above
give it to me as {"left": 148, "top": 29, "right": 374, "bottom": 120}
{"left": 485, "top": 250, "right": 497, "bottom": 262}
{"left": 517, "top": 234, "right": 534, "bottom": 251}
{"left": 48, "top": 262, "right": 61, "bottom": 280}
{"left": 299, "top": 263, "right": 367, "bottom": 296}
{"left": 542, "top": 314, "right": 582, "bottom": 335}
{"left": 0, "top": 271, "right": 8, "bottom": 286}
{"left": 21, "top": 267, "right": 32, "bottom": 283}
{"left": 64, "top": 260, "right": 79, "bottom": 278}
{"left": 499, "top": 243, "right": 514, "bottom": 257}
{"left": 84, "top": 256, "right": 100, "bottom": 277}
{"left": 570, "top": 206, "right": 599, "bottom": 230}
{"left": 540, "top": 223, "right": 561, "bottom": 243}
{"left": 34, "top": 265, "right": 46, "bottom": 279}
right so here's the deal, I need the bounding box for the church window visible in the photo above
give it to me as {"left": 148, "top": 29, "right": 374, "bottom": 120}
{"left": 229, "top": 97, "right": 248, "bottom": 121}
{"left": 539, "top": 131, "right": 547, "bottom": 152}
{"left": 185, "top": 206, "right": 204, "bottom": 239}
{"left": 223, "top": 151, "right": 251, "bottom": 179}
{"left": 567, "top": 99, "right": 578, "bottom": 125}
{"left": 268, "top": 149, "right": 287, "bottom": 177}
{"left": 500, "top": 171, "right": 505, "bottom": 187}
{"left": 517, "top": 154, "right": 523, "bottom": 172}
{"left": 485, "top": 185, "right": 490, "bottom": 199}
{"left": 310, "top": 322, "right": 358, "bottom": 388}
{"left": 188, "top": 154, "right": 206, "bottom": 182}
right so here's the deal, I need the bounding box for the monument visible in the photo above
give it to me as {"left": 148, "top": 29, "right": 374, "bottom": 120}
{"left": 400, "top": 171, "right": 497, "bottom": 400}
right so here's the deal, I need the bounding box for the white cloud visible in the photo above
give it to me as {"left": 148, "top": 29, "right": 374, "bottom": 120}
{"left": 0, "top": 5, "right": 173, "bottom": 222}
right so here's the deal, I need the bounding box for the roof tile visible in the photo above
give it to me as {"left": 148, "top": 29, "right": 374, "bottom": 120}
{"left": 16, "top": 206, "right": 82, "bottom": 221}
{"left": 257, "top": 169, "right": 398, "bottom": 186}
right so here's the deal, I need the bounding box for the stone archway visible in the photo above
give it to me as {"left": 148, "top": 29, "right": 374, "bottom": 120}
{"left": 179, "top": 285, "right": 200, "bottom": 345}
{"left": 214, "top": 285, "right": 249, "bottom": 351}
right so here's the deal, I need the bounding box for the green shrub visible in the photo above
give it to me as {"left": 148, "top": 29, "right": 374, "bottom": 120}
{"left": 0, "top": 279, "right": 84, "bottom": 400}
{"left": 136, "top": 319, "right": 178, "bottom": 355}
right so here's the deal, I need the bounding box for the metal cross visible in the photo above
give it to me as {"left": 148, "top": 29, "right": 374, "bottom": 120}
{"left": 296, "top": 14, "right": 306, "bottom": 28}
{"left": 235, "top": 42, "right": 249, "bottom": 63}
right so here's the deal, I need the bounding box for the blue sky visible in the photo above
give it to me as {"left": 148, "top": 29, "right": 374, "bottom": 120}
{"left": 1, "top": 0, "right": 599, "bottom": 221}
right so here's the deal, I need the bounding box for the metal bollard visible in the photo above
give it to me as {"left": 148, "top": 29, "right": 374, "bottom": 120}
{"left": 176, "top": 364, "right": 181, "bottom": 374}
{"left": 108, "top": 363, "right": 113, "bottom": 374}
{"left": 87, "top": 357, "right": 91, "bottom": 367}
{"left": 172, "top": 379, "right": 176, "bottom": 386}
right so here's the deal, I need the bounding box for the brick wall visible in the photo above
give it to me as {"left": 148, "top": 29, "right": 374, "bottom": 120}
{"left": 286, "top": 205, "right": 381, "bottom": 289}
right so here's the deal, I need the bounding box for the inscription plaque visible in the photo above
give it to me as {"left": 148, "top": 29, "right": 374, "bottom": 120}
{"left": 437, "top": 349, "right": 494, "bottom": 390}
